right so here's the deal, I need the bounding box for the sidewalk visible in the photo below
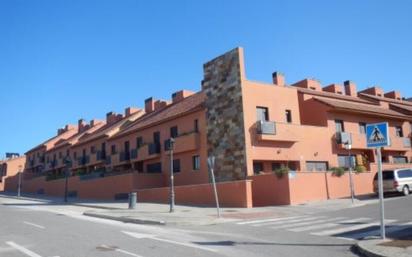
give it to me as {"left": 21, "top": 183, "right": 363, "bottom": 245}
{"left": 356, "top": 231, "right": 412, "bottom": 257}
{"left": 0, "top": 192, "right": 380, "bottom": 227}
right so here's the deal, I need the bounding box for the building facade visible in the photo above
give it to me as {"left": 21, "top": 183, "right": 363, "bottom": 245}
{"left": 3, "top": 47, "right": 412, "bottom": 207}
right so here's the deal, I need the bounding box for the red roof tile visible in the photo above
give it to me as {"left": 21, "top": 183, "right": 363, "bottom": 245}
{"left": 359, "top": 93, "right": 412, "bottom": 107}
{"left": 297, "top": 88, "right": 373, "bottom": 104}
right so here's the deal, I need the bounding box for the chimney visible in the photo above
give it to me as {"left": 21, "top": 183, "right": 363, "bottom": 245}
{"left": 384, "top": 91, "right": 402, "bottom": 100}
{"left": 57, "top": 128, "right": 65, "bottom": 135}
{"left": 272, "top": 72, "right": 285, "bottom": 86}
{"left": 78, "top": 119, "right": 88, "bottom": 133}
{"left": 172, "top": 90, "right": 195, "bottom": 103}
{"left": 145, "top": 97, "right": 155, "bottom": 113}
{"left": 359, "top": 86, "right": 384, "bottom": 97}
{"left": 106, "top": 112, "right": 123, "bottom": 125}
{"left": 323, "top": 84, "right": 344, "bottom": 95}
{"left": 344, "top": 80, "right": 357, "bottom": 97}
{"left": 154, "top": 100, "right": 168, "bottom": 111}
{"left": 58, "top": 124, "right": 75, "bottom": 135}
{"left": 125, "top": 107, "right": 139, "bottom": 117}
{"left": 292, "top": 78, "right": 322, "bottom": 91}
{"left": 89, "top": 119, "right": 103, "bottom": 127}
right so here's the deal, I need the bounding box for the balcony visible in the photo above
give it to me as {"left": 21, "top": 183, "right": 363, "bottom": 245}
{"left": 119, "top": 151, "right": 131, "bottom": 163}
{"left": 137, "top": 144, "right": 160, "bottom": 161}
{"left": 165, "top": 132, "right": 200, "bottom": 154}
{"left": 384, "top": 137, "right": 412, "bottom": 151}
{"left": 130, "top": 149, "right": 138, "bottom": 159}
{"left": 256, "top": 121, "right": 299, "bottom": 142}
{"left": 336, "top": 132, "right": 369, "bottom": 150}
{"left": 77, "top": 156, "right": 90, "bottom": 167}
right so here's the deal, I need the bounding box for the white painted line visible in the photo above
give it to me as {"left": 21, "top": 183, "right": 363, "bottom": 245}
{"left": 6, "top": 241, "right": 43, "bottom": 257}
{"left": 23, "top": 221, "right": 45, "bottom": 229}
{"left": 252, "top": 216, "right": 321, "bottom": 227}
{"left": 289, "top": 222, "right": 340, "bottom": 232}
{"left": 347, "top": 221, "right": 412, "bottom": 239}
{"left": 236, "top": 216, "right": 306, "bottom": 225}
{"left": 289, "top": 218, "right": 372, "bottom": 232}
{"left": 311, "top": 220, "right": 396, "bottom": 236}
{"left": 122, "top": 231, "right": 217, "bottom": 253}
{"left": 100, "top": 245, "right": 144, "bottom": 257}
{"left": 272, "top": 217, "right": 345, "bottom": 230}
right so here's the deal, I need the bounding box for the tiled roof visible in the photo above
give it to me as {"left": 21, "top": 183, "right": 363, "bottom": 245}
{"left": 112, "top": 92, "right": 205, "bottom": 139}
{"left": 297, "top": 88, "right": 373, "bottom": 104}
{"left": 25, "top": 126, "right": 78, "bottom": 154}
{"left": 359, "top": 93, "right": 412, "bottom": 107}
{"left": 73, "top": 110, "right": 145, "bottom": 147}
{"left": 314, "top": 97, "right": 412, "bottom": 120}
{"left": 50, "top": 121, "right": 106, "bottom": 151}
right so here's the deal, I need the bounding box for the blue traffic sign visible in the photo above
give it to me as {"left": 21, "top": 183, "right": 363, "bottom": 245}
{"left": 366, "top": 122, "right": 390, "bottom": 148}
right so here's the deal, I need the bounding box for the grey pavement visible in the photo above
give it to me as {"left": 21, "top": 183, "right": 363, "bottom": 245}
{"left": 1, "top": 192, "right": 411, "bottom": 256}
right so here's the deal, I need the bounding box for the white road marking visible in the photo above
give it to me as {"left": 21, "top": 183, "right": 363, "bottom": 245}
{"left": 311, "top": 219, "right": 397, "bottom": 236}
{"left": 236, "top": 216, "right": 306, "bottom": 225}
{"left": 252, "top": 216, "right": 321, "bottom": 227}
{"left": 23, "top": 221, "right": 45, "bottom": 229}
{"left": 122, "top": 231, "right": 217, "bottom": 253}
{"left": 6, "top": 241, "right": 43, "bottom": 257}
{"left": 272, "top": 217, "right": 345, "bottom": 230}
{"left": 99, "top": 245, "right": 144, "bottom": 257}
{"left": 289, "top": 217, "right": 372, "bottom": 232}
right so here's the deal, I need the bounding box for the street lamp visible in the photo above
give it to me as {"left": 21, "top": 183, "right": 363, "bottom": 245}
{"left": 344, "top": 142, "right": 355, "bottom": 204}
{"left": 17, "top": 165, "right": 22, "bottom": 197}
{"left": 169, "top": 138, "right": 175, "bottom": 213}
{"left": 63, "top": 155, "right": 72, "bottom": 203}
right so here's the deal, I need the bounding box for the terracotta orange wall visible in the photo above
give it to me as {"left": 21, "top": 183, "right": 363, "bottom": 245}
{"left": 249, "top": 174, "right": 290, "bottom": 206}
{"left": 137, "top": 180, "right": 253, "bottom": 208}
{"left": 1, "top": 156, "right": 26, "bottom": 191}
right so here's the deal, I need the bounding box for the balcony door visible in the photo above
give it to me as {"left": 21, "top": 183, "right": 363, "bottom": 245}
{"left": 256, "top": 107, "right": 269, "bottom": 121}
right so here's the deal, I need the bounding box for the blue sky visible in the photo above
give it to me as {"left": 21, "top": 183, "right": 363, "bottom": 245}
{"left": 1, "top": 0, "right": 412, "bottom": 157}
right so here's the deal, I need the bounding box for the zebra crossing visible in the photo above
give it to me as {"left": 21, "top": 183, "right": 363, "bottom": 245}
{"left": 236, "top": 215, "right": 412, "bottom": 240}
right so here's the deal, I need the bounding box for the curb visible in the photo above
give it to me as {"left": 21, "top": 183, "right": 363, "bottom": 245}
{"left": 355, "top": 241, "right": 386, "bottom": 257}
{"left": 83, "top": 212, "right": 166, "bottom": 226}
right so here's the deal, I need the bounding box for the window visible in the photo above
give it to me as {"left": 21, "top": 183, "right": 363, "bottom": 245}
{"left": 397, "top": 169, "right": 412, "bottom": 178}
{"left": 393, "top": 156, "right": 408, "bottom": 164}
{"left": 285, "top": 110, "right": 292, "bottom": 123}
{"left": 256, "top": 107, "right": 269, "bottom": 121}
{"left": 58, "top": 152, "right": 62, "bottom": 159}
{"left": 153, "top": 131, "right": 160, "bottom": 143}
{"left": 396, "top": 126, "right": 404, "bottom": 137}
{"left": 111, "top": 145, "right": 116, "bottom": 155}
{"left": 359, "top": 123, "right": 367, "bottom": 134}
{"left": 194, "top": 119, "right": 199, "bottom": 132}
{"left": 335, "top": 120, "right": 345, "bottom": 133}
{"left": 306, "top": 161, "right": 328, "bottom": 171}
{"left": 173, "top": 159, "right": 181, "bottom": 173}
{"left": 253, "top": 162, "right": 264, "bottom": 174}
{"left": 170, "top": 126, "right": 178, "bottom": 138}
{"left": 136, "top": 137, "right": 143, "bottom": 148}
{"left": 66, "top": 149, "right": 70, "bottom": 156}
{"left": 338, "top": 155, "right": 356, "bottom": 168}
{"left": 134, "top": 161, "right": 144, "bottom": 173}
{"left": 73, "top": 152, "right": 77, "bottom": 159}
{"left": 91, "top": 146, "right": 96, "bottom": 154}
{"left": 192, "top": 155, "right": 200, "bottom": 170}
{"left": 101, "top": 143, "right": 106, "bottom": 158}
{"left": 147, "top": 162, "right": 162, "bottom": 173}
{"left": 82, "top": 149, "right": 86, "bottom": 157}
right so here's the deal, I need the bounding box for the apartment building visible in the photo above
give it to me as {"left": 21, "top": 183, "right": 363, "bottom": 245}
{"left": 5, "top": 47, "right": 411, "bottom": 207}
{"left": 0, "top": 155, "right": 26, "bottom": 191}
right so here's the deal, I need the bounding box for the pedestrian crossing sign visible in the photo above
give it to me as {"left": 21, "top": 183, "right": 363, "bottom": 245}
{"left": 366, "top": 123, "right": 390, "bottom": 148}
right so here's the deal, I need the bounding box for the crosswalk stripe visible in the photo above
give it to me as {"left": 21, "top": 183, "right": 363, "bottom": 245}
{"left": 311, "top": 219, "right": 397, "bottom": 236}
{"left": 345, "top": 221, "right": 412, "bottom": 239}
{"left": 252, "top": 216, "right": 321, "bottom": 227}
{"left": 336, "top": 217, "right": 372, "bottom": 224}
{"left": 236, "top": 216, "right": 306, "bottom": 225}
{"left": 271, "top": 217, "right": 345, "bottom": 230}
{"left": 288, "top": 218, "right": 372, "bottom": 232}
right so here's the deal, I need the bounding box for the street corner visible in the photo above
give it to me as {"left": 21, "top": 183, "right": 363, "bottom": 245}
{"left": 356, "top": 238, "right": 412, "bottom": 257}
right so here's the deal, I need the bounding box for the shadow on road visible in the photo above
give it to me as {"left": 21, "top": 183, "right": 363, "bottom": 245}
{"left": 192, "top": 240, "right": 353, "bottom": 247}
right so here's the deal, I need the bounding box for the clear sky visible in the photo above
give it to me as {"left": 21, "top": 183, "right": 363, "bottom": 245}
{"left": 1, "top": 0, "right": 412, "bottom": 157}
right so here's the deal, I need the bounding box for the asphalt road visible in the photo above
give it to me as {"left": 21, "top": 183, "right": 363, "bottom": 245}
{"left": 0, "top": 194, "right": 411, "bottom": 257}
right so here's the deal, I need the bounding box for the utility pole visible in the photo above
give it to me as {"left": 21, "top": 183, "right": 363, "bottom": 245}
{"left": 169, "top": 138, "right": 175, "bottom": 213}
{"left": 17, "top": 165, "right": 22, "bottom": 198}
{"left": 63, "top": 155, "right": 72, "bottom": 203}
{"left": 345, "top": 143, "right": 355, "bottom": 204}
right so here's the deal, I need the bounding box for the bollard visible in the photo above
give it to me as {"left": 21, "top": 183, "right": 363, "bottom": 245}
{"left": 129, "top": 192, "right": 137, "bottom": 209}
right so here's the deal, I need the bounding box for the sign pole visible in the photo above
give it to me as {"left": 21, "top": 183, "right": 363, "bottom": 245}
{"left": 208, "top": 156, "right": 221, "bottom": 218}
{"left": 376, "top": 147, "right": 386, "bottom": 240}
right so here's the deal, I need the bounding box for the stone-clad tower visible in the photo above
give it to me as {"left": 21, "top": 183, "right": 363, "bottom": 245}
{"left": 202, "top": 47, "right": 248, "bottom": 182}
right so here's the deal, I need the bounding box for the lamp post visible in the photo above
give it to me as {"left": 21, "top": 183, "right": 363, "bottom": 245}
{"left": 63, "top": 155, "right": 72, "bottom": 203}
{"left": 17, "top": 165, "right": 22, "bottom": 198}
{"left": 345, "top": 143, "right": 355, "bottom": 204}
{"left": 169, "top": 138, "right": 175, "bottom": 213}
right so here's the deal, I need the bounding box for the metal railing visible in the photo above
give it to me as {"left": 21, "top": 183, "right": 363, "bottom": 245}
{"left": 256, "top": 120, "right": 276, "bottom": 135}
{"left": 336, "top": 132, "right": 352, "bottom": 145}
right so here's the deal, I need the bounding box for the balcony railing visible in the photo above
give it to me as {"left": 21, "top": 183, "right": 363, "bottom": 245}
{"left": 336, "top": 132, "right": 352, "bottom": 145}
{"left": 130, "top": 149, "right": 138, "bottom": 159}
{"left": 403, "top": 137, "right": 412, "bottom": 148}
{"left": 119, "top": 151, "right": 131, "bottom": 162}
{"left": 256, "top": 120, "right": 276, "bottom": 135}
{"left": 96, "top": 150, "right": 106, "bottom": 161}
{"left": 77, "top": 156, "right": 90, "bottom": 166}
{"left": 105, "top": 155, "right": 111, "bottom": 165}
{"left": 148, "top": 143, "right": 161, "bottom": 155}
